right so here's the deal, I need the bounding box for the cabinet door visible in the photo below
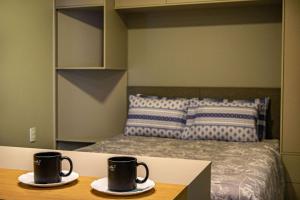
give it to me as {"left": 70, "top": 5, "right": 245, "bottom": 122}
{"left": 282, "top": 0, "right": 300, "bottom": 153}
{"left": 115, "top": 0, "right": 165, "bottom": 9}
{"left": 166, "top": 0, "right": 214, "bottom": 4}
{"left": 166, "top": 0, "right": 248, "bottom": 4}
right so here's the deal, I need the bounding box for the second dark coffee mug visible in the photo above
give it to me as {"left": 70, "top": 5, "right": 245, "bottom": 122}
{"left": 108, "top": 156, "right": 149, "bottom": 191}
{"left": 34, "top": 152, "right": 73, "bottom": 184}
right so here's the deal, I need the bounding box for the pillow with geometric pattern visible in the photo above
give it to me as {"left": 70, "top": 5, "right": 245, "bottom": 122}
{"left": 182, "top": 99, "right": 259, "bottom": 142}
{"left": 124, "top": 95, "right": 189, "bottom": 139}
{"left": 197, "top": 97, "right": 270, "bottom": 140}
{"left": 232, "top": 97, "right": 270, "bottom": 140}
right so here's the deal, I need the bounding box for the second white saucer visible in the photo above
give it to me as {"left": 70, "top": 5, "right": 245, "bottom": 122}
{"left": 91, "top": 177, "right": 155, "bottom": 196}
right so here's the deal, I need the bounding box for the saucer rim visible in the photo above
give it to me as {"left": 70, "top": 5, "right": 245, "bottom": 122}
{"left": 18, "top": 171, "right": 79, "bottom": 187}
{"left": 91, "top": 177, "right": 155, "bottom": 196}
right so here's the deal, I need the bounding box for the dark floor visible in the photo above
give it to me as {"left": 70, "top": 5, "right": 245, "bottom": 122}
{"left": 56, "top": 141, "right": 95, "bottom": 151}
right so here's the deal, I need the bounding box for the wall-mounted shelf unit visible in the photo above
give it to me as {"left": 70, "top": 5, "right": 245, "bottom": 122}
{"left": 54, "top": 0, "right": 128, "bottom": 143}
{"left": 55, "top": 0, "right": 127, "bottom": 70}
{"left": 56, "top": 6, "right": 104, "bottom": 69}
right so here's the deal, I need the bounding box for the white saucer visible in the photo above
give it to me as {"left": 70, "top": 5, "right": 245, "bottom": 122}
{"left": 18, "top": 171, "right": 79, "bottom": 187}
{"left": 91, "top": 177, "right": 155, "bottom": 196}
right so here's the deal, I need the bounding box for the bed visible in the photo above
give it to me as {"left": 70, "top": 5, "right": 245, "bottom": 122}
{"left": 78, "top": 135, "right": 284, "bottom": 200}
{"left": 78, "top": 87, "right": 284, "bottom": 200}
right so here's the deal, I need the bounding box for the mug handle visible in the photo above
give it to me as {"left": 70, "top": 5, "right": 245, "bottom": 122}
{"left": 60, "top": 156, "right": 73, "bottom": 177}
{"left": 136, "top": 162, "right": 149, "bottom": 184}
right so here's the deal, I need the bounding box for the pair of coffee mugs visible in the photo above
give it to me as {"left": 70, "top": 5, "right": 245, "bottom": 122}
{"left": 34, "top": 152, "right": 149, "bottom": 192}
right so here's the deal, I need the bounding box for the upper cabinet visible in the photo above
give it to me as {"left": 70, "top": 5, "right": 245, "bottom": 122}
{"left": 55, "top": 0, "right": 127, "bottom": 70}
{"left": 165, "top": 0, "right": 260, "bottom": 4}
{"left": 115, "top": 0, "right": 281, "bottom": 10}
{"left": 166, "top": 0, "right": 229, "bottom": 4}
{"left": 115, "top": 0, "right": 165, "bottom": 9}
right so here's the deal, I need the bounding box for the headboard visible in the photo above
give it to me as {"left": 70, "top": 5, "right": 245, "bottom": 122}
{"left": 128, "top": 86, "right": 281, "bottom": 139}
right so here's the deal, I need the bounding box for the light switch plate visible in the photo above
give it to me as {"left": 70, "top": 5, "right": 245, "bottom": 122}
{"left": 30, "top": 127, "right": 36, "bottom": 143}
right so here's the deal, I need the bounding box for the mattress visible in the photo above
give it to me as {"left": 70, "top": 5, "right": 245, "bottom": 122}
{"left": 78, "top": 135, "right": 285, "bottom": 200}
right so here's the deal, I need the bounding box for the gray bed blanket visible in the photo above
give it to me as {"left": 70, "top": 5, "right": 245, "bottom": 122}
{"left": 78, "top": 135, "right": 284, "bottom": 200}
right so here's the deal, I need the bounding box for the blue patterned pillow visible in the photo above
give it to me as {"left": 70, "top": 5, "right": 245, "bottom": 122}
{"left": 182, "top": 99, "right": 259, "bottom": 142}
{"left": 125, "top": 95, "right": 189, "bottom": 139}
{"left": 232, "top": 98, "right": 270, "bottom": 140}
{"left": 200, "top": 97, "right": 270, "bottom": 140}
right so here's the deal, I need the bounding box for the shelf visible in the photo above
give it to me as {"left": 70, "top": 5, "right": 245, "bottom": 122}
{"left": 56, "top": 0, "right": 127, "bottom": 70}
{"left": 55, "top": 0, "right": 104, "bottom": 9}
{"left": 56, "top": 6, "right": 104, "bottom": 68}
{"left": 115, "top": 0, "right": 165, "bottom": 9}
{"left": 56, "top": 67, "right": 126, "bottom": 70}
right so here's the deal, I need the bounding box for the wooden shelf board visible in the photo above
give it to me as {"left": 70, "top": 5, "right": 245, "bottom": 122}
{"left": 56, "top": 5, "right": 104, "bottom": 10}
{"left": 56, "top": 0, "right": 104, "bottom": 9}
{"left": 56, "top": 67, "right": 126, "bottom": 71}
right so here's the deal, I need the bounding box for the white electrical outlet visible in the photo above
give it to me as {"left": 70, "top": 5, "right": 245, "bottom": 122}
{"left": 30, "top": 127, "right": 36, "bottom": 143}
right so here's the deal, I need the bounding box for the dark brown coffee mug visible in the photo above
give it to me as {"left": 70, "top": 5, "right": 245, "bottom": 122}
{"left": 108, "top": 156, "right": 149, "bottom": 191}
{"left": 34, "top": 152, "right": 73, "bottom": 184}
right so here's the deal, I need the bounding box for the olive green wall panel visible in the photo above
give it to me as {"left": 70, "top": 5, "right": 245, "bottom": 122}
{"left": 282, "top": 0, "right": 300, "bottom": 153}
{"left": 0, "top": 0, "right": 54, "bottom": 148}
{"left": 126, "top": 5, "right": 282, "bottom": 88}
{"left": 57, "top": 71, "right": 127, "bottom": 142}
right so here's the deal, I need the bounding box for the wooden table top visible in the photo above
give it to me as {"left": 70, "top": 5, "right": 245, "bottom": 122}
{"left": 0, "top": 168, "right": 186, "bottom": 200}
